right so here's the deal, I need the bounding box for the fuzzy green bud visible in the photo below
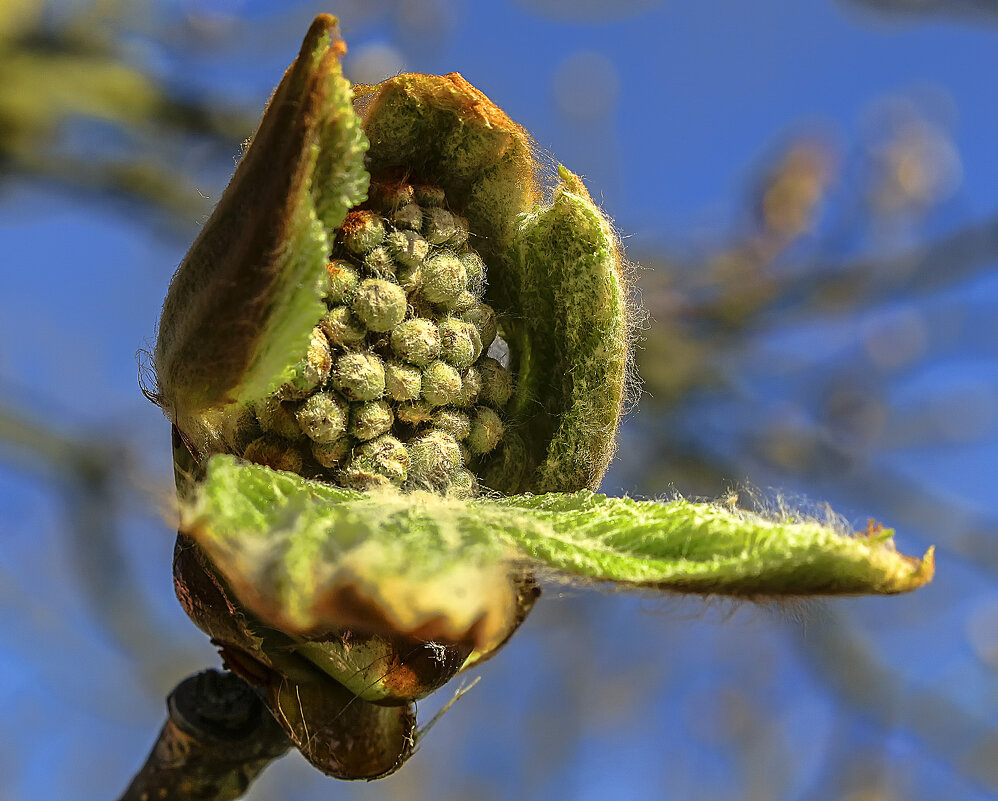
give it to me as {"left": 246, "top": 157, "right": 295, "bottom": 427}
{"left": 321, "top": 306, "right": 366, "bottom": 347}
{"left": 396, "top": 264, "right": 422, "bottom": 294}
{"left": 310, "top": 436, "right": 353, "bottom": 469}
{"left": 332, "top": 352, "right": 385, "bottom": 401}
{"left": 460, "top": 303, "right": 498, "bottom": 351}
{"left": 460, "top": 251, "right": 486, "bottom": 290}
{"left": 438, "top": 318, "right": 482, "bottom": 370}
{"left": 391, "top": 318, "right": 440, "bottom": 366}
{"left": 421, "top": 360, "right": 462, "bottom": 407}
{"left": 352, "top": 279, "right": 407, "bottom": 333}
{"left": 386, "top": 230, "right": 429, "bottom": 270}
{"left": 363, "top": 246, "right": 396, "bottom": 279}
{"left": 384, "top": 360, "right": 423, "bottom": 402}
{"left": 478, "top": 357, "right": 513, "bottom": 408}
{"left": 413, "top": 183, "right": 445, "bottom": 207}
{"left": 337, "top": 462, "right": 394, "bottom": 491}
{"left": 254, "top": 397, "right": 302, "bottom": 440}
{"left": 392, "top": 203, "right": 423, "bottom": 232}
{"left": 369, "top": 180, "right": 414, "bottom": 210}
{"left": 407, "top": 430, "right": 462, "bottom": 487}
{"left": 243, "top": 433, "right": 303, "bottom": 474}
{"left": 325, "top": 260, "right": 360, "bottom": 304}
{"left": 296, "top": 391, "right": 349, "bottom": 444}
{"left": 446, "top": 467, "right": 478, "bottom": 498}
{"left": 449, "top": 214, "right": 469, "bottom": 248}
{"left": 339, "top": 209, "right": 385, "bottom": 255}
{"left": 350, "top": 399, "right": 394, "bottom": 441}
{"left": 456, "top": 365, "right": 482, "bottom": 407}
{"left": 423, "top": 207, "right": 458, "bottom": 245}
{"left": 432, "top": 408, "right": 470, "bottom": 440}
{"left": 281, "top": 326, "right": 333, "bottom": 399}
{"left": 396, "top": 399, "right": 435, "bottom": 427}
{"left": 422, "top": 253, "right": 467, "bottom": 306}
{"left": 354, "top": 434, "right": 409, "bottom": 484}
{"left": 467, "top": 406, "right": 504, "bottom": 454}
{"left": 450, "top": 291, "right": 478, "bottom": 315}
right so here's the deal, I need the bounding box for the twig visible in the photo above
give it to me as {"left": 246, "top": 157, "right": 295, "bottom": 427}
{"left": 118, "top": 669, "right": 291, "bottom": 801}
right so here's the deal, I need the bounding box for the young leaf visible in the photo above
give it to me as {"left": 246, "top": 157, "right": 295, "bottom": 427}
{"left": 182, "top": 456, "right": 934, "bottom": 659}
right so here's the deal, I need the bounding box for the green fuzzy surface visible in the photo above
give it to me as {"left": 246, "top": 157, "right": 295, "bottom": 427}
{"left": 183, "top": 457, "right": 934, "bottom": 648}
{"left": 499, "top": 173, "right": 629, "bottom": 493}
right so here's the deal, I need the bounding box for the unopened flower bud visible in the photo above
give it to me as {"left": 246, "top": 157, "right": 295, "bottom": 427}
{"left": 446, "top": 467, "right": 478, "bottom": 498}
{"left": 408, "top": 430, "right": 462, "bottom": 487}
{"left": 325, "top": 260, "right": 360, "bottom": 304}
{"left": 450, "top": 291, "right": 478, "bottom": 315}
{"left": 396, "top": 399, "right": 435, "bottom": 427}
{"left": 421, "top": 253, "right": 467, "bottom": 306}
{"left": 384, "top": 360, "right": 422, "bottom": 402}
{"left": 311, "top": 435, "right": 353, "bottom": 468}
{"left": 353, "top": 434, "right": 409, "bottom": 484}
{"left": 396, "top": 263, "right": 422, "bottom": 294}
{"left": 243, "top": 433, "right": 304, "bottom": 474}
{"left": 392, "top": 203, "right": 423, "bottom": 232}
{"left": 338, "top": 462, "right": 394, "bottom": 491}
{"left": 321, "top": 306, "right": 366, "bottom": 347}
{"left": 296, "top": 391, "right": 349, "bottom": 443}
{"left": 386, "top": 230, "right": 429, "bottom": 270}
{"left": 339, "top": 209, "right": 385, "bottom": 255}
{"left": 352, "top": 279, "right": 407, "bottom": 332}
{"left": 423, "top": 207, "right": 458, "bottom": 245}
{"left": 432, "top": 408, "right": 470, "bottom": 440}
{"left": 460, "top": 251, "right": 486, "bottom": 290}
{"left": 456, "top": 365, "right": 482, "bottom": 407}
{"left": 478, "top": 356, "right": 513, "bottom": 408}
{"left": 281, "top": 326, "right": 333, "bottom": 399}
{"left": 332, "top": 352, "right": 385, "bottom": 401}
{"left": 363, "top": 246, "right": 396, "bottom": 279}
{"left": 438, "top": 318, "right": 482, "bottom": 369}
{"left": 350, "top": 399, "right": 394, "bottom": 441}
{"left": 421, "top": 360, "right": 462, "bottom": 407}
{"left": 413, "top": 183, "right": 445, "bottom": 207}
{"left": 467, "top": 407, "right": 504, "bottom": 454}
{"left": 369, "top": 180, "right": 414, "bottom": 210}
{"left": 449, "top": 214, "right": 469, "bottom": 248}
{"left": 254, "top": 397, "right": 303, "bottom": 440}
{"left": 391, "top": 318, "right": 440, "bottom": 366}
{"left": 460, "top": 302, "right": 498, "bottom": 351}
{"left": 231, "top": 404, "right": 264, "bottom": 453}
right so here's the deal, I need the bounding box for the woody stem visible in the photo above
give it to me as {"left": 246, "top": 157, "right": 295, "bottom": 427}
{"left": 117, "top": 669, "right": 291, "bottom": 801}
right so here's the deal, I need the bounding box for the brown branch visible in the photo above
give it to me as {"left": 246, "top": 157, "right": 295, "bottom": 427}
{"left": 118, "top": 670, "right": 291, "bottom": 801}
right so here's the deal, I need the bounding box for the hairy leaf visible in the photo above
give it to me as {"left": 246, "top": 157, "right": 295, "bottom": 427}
{"left": 182, "top": 457, "right": 934, "bottom": 654}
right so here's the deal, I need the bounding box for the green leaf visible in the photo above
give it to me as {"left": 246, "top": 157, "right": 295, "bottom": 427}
{"left": 154, "top": 15, "right": 368, "bottom": 452}
{"left": 182, "top": 456, "right": 934, "bottom": 658}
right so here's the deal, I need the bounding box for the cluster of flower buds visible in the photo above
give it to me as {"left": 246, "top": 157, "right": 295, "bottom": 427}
{"left": 153, "top": 13, "right": 633, "bottom": 781}
{"left": 237, "top": 178, "right": 515, "bottom": 496}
